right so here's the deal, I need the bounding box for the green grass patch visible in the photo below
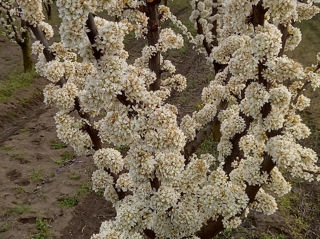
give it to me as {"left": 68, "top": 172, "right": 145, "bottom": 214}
{"left": 57, "top": 183, "right": 90, "bottom": 209}
{"left": 38, "top": 192, "right": 47, "bottom": 200}
{"left": 32, "top": 218, "right": 50, "bottom": 239}
{"left": 289, "top": 13, "right": 320, "bottom": 66}
{"left": 55, "top": 151, "right": 73, "bottom": 166}
{"left": 77, "top": 183, "right": 91, "bottom": 196}
{"left": 261, "top": 232, "right": 287, "bottom": 239}
{"left": 5, "top": 113, "right": 16, "bottom": 120}
{"left": 58, "top": 195, "right": 79, "bottom": 208}
{"left": 216, "top": 227, "right": 251, "bottom": 239}
{"left": 69, "top": 172, "right": 81, "bottom": 180}
{"left": 50, "top": 140, "right": 67, "bottom": 150}
{"left": 15, "top": 186, "right": 26, "bottom": 196}
{"left": 0, "top": 70, "right": 38, "bottom": 102}
{"left": 207, "top": 72, "right": 215, "bottom": 82}
{"left": 19, "top": 127, "right": 30, "bottom": 133}
{"left": 0, "top": 223, "right": 8, "bottom": 233}
{"left": 178, "top": 95, "right": 190, "bottom": 104}
{"left": 18, "top": 97, "right": 31, "bottom": 106}
{"left": 8, "top": 204, "right": 30, "bottom": 215}
{"left": 124, "top": 31, "right": 136, "bottom": 46}
{"left": 30, "top": 169, "right": 44, "bottom": 184}
{"left": 114, "top": 145, "right": 129, "bottom": 154}
{"left": 196, "top": 134, "right": 219, "bottom": 158}
{"left": 279, "top": 192, "right": 299, "bottom": 215}
{"left": 10, "top": 153, "right": 24, "bottom": 160}
{"left": 186, "top": 78, "right": 196, "bottom": 90}
{"left": 0, "top": 145, "right": 14, "bottom": 151}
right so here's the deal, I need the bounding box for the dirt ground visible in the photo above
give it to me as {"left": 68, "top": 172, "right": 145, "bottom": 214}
{"left": 0, "top": 36, "right": 23, "bottom": 81}
{"left": 0, "top": 3, "right": 320, "bottom": 239}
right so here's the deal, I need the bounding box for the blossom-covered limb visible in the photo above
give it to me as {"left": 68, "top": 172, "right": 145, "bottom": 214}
{"left": 26, "top": 21, "right": 102, "bottom": 150}
{"left": 292, "top": 64, "right": 320, "bottom": 104}
{"left": 27, "top": 23, "right": 55, "bottom": 62}
{"left": 183, "top": 100, "right": 227, "bottom": 160}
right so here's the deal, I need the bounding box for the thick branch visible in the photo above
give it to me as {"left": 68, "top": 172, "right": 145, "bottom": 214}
{"left": 249, "top": 1, "right": 267, "bottom": 27}
{"left": 196, "top": 152, "right": 276, "bottom": 239}
{"left": 195, "top": 1, "right": 226, "bottom": 73}
{"left": 7, "top": 12, "right": 22, "bottom": 44}
{"left": 183, "top": 119, "right": 219, "bottom": 159}
{"left": 196, "top": 16, "right": 211, "bottom": 56}
{"left": 86, "top": 13, "right": 103, "bottom": 60}
{"left": 26, "top": 22, "right": 102, "bottom": 150}
{"left": 85, "top": 13, "right": 138, "bottom": 116}
{"left": 74, "top": 98, "right": 102, "bottom": 150}
{"left": 20, "top": 20, "right": 33, "bottom": 72}
{"left": 183, "top": 101, "right": 227, "bottom": 160}
{"left": 196, "top": 3, "right": 272, "bottom": 238}
{"left": 26, "top": 22, "right": 55, "bottom": 62}
{"left": 195, "top": 217, "right": 224, "bottom": 239}
{"left": 146, "top": 0, "right": 162, "bottom": 91}
{"left": 223, "top": 0, "right": 270, "bottom": 174}
{"left": 183, "top": 2, "right": 229, "bottom": 162}
{"left": 278, "top": 23, "right": 290, "bottom": 57}
{"left": 223, "top": 113, "right": 253, "bottom": 174}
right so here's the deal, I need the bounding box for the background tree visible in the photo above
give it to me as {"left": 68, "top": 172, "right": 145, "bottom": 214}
{"left": 0, "top": 0, "right": 34, "bottom": 72}
{"left": 43, "top": 0, "right": 53, "bottom": 20}
{"left": 16, "top": 0, "right": 320, "bottom": 238}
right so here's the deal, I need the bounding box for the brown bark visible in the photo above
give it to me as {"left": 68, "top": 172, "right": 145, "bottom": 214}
{"left": 146, "top": 0, "right": 162, "bottom": 91}
{"left": 86, "top": 13, "right": 103, "bottom": 60}
{"left": 278, "top": 23, "right": 290, "bottom": 57}
{"left": 19, "top": 24, "right": 33, "bottom": 72}
{"left": 196, "top": 217, "right": 224, "bottom": 239}
{"left": 223, "top": 113, "right": 253, "bottom": 174}
{"left": 183, "top": 101, "right": 227, "bottom": 160}
{"left": 44, "top": 3, "right": 52, "bottom": 20}
{"left": 27, "top": 22, "right": 55, "bottom": 62}
{"left": 249, "top": 1, "right": 267, "bottom": 27}
{"left": 74, "top": 98, "right": 102, "bottom": 150}
{"left": 223, "top": 0, "right": 268, "bottom": 175}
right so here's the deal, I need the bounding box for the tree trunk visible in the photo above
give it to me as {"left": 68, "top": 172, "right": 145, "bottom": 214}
{"left": 44, "top": 3, "right": 52, "bottom": 20}
{"left": 19, "top": 22, "right": 33, "bottom": 72}
{"left": 146, "top": 0, "right": 162, "bottom": 91}
{"left": 47, "top": 4, "right": 52, "bottom": 20}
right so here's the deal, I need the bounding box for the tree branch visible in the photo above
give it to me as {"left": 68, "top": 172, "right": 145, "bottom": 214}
{"left": 183, "top": 101, "right": 227, "bottom": 160}
{"left": 26, "top": 22, "right": 55, "bottom": 62}
{"left": 293, "top": 64, "right": 320, "bottom": 105}
{"left": 26, "top": 22, "right": 102, "bottom": 150}
{"left": 146, "top": 1, "right": 162, "bottom": 91}
{"left": 195, "top": 2, "right": 273, "bottom": 237}
{"left": 86, "top": 13, "right": 103, "bottom": 60}
{"left": 85, "top": 13, "right": 139, "bottom": 117}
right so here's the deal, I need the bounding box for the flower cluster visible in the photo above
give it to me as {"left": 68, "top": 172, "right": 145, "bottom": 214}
{"left": 17, "top": 0, "right": 44, "bottom": 26}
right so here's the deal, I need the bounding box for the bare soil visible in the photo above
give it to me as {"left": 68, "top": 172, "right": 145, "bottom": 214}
{"left": 0, "top": 36, "right": 23, "bottom": 81}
